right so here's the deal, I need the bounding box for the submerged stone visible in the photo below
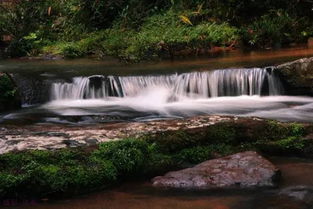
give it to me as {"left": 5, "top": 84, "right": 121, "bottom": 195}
{"left": 152, "top": 151, "right": 280, "bottom": 189}
{"left": 279, "top": 186, "right": 313, "bottom": 204}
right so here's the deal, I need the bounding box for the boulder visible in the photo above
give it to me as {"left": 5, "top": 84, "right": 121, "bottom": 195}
{"left": 0, "top": 72, "right": 21, "bottom": 112}
{"left": 152, "top": 151, "right": 280, "bottom": 189}
{"left": 276, "top": 57, "right": 313, "bottom": 96}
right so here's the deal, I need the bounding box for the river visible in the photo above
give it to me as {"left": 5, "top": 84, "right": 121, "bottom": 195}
{"left": 1, "top": 46, "right": 313, "bottom": 208}
{"left": 1, "top": 46, "right": 313, "bottom": 125}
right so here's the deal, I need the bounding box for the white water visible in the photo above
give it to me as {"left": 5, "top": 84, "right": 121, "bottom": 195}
{"left": 38, "top": 68, "right": 313, "bottom": 123}
{"left": 50, "top": 68, "right": 283, "bottom": 100}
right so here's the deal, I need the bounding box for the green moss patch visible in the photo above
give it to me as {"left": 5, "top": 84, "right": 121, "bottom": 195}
{"left": 0, "top": 120, "right": 312, "bottom": 199}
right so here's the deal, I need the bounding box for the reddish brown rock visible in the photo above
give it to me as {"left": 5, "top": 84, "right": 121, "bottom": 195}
{"left": 152, "top": 151, "right": 280, "bottom": 189}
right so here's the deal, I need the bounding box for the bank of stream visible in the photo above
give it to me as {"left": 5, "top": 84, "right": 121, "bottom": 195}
{"left": 2, "top": 157, "right": 312, "bottom": 209}
{"left": 1, "top": 46, "right": 313, "bottom": 208}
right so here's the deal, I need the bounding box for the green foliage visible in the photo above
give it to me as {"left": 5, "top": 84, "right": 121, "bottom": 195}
{"left": 121, "top": 11, "right": 238, "bottom": 60}
{"left": 288, "top": 123, "right": 305, "bottom": 137}
{"left": 241, "top": 10, "right": 310, "bottom": 48}
{"left": 175, "top": 144, "right": 235, "bottom": 164}
{"left": 2, "top": 0, "right": 313, "bottom": 59}
{"left": 0, "top": 0, "right": 67, "bottom": 56}
{"left": 0, "top": 149, "right": 117, "bottom": 198}
{"left": 0, "top": 119, "right": 311, "bottom": 199}
{"left": 92, "top": 138, "right": 151, "bottom": 175}
{"left": 42, "top": 11, "right": 238, "bottom": 60}
{"left": 0, "top": 73, "right": 20, "bottom": 111}
{"left": 175, "top": 146, "right": 214, "bottom": 164}
{"left": 0, "top": 74, "right": 16, "bottom": 101}
{"left": 257, "top": 136, "right": 308, "bottom": 155}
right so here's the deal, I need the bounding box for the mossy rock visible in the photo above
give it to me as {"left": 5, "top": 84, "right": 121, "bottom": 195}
{"left": 276, "top": 57, "right": 313, "bottom": 96}
{"left": 0, "top": 73, "right": 21, "bottom": 112}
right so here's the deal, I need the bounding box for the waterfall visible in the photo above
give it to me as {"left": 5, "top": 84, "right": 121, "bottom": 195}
{"left": 50, "top": 68, "right": 283, "bottom": 101}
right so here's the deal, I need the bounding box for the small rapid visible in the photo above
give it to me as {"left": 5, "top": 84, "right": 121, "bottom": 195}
{"left": 50, "top": 68, "right": 283, "bottom": 101}
{"left": 2, "top": 67, "right": 313, "bottom": 124}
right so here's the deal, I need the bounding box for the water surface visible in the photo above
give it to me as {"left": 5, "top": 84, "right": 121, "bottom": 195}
{"left": 1, "top": 46, "right": 313, "bottom": 125}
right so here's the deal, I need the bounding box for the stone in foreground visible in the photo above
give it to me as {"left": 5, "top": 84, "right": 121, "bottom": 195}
{"left": 152, "top": 151, "right": 280, "bottom": 189}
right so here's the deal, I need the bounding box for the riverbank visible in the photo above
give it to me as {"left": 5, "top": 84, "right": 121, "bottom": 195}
{"left": 1, "top": 1, "right": 313, "bottom": 61}
{"left": 0, "top": 116, "right": 313, "bottom": 200}
{"left": 6, "top": 156, "right": 312, "bottom": 209}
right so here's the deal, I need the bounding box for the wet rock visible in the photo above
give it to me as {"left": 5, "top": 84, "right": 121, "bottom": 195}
{"left": 0, "top": 72, "right": 21, "bottom": 112}
{"left": 152, "top": 151, "right": 280, "bottom": 189}
{"left": 276, "top": 57, "right": 313, "bottom": 96}
{"left": 85, "top": 138, "right": 99, "bottom": 145}
{"left": 63, "top": 139, "right": 85, "bottom": 147}
{"left": 10, "top": 73, "right": 51, "bottom": 105}
{"left": 0, "top": 116, "right": 245, "bottom": 154}
{"left": 34, "top": 132, "right": 69, "bottom": 138}
{"left": 279, "top": 186, "right": 313, "bottom": 204}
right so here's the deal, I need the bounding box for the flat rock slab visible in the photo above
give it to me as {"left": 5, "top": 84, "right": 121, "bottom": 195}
{"left": 0, "top": 115, "right": 236, "bottom": 154}
{"left": 152, "top": 151, "right": 280, "bottom": 189}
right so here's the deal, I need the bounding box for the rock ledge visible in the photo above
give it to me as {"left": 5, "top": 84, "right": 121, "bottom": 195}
{"left": 152, "top": 151, "right": 280, "bottom": 189}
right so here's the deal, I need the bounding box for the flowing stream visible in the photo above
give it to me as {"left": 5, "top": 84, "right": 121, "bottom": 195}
{"left": 1, "top": 47, "right": 313, "bottom": 209}
{"left": 1, "top": 46, "right": 313, "bottom": 124}
{"left": 1, "top": 67, "right": 313, "bottom": 124}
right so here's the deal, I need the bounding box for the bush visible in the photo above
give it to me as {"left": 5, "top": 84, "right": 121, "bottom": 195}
{"left": 124, "top": 11, "right": 238, "bottom": 60}
{"left": 241, "top": 10, "right": 309, "bottom": 48}
{"left": 92, "top": 138, "right": 152, "bottom": 175}
{"left": 41, "top": 11, "right": 238, "bottom": 61}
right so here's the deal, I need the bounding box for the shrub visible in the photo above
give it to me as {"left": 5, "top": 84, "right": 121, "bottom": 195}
{"left": 241, "top": 10, "right": 309, "bottom": 48}
{"left": 92, "top": 139, "right": 151, "bottom": 175}
{"left": 41, "top": 10, "right": 238, "bottom": 61}
{"left": 126, "top": 11, "right": 238, "bottom": 60}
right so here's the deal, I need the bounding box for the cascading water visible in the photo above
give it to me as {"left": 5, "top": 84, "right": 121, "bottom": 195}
{"left": 50, "top": 68, "right": 283, "bottom": 101}
{"left": 3, "top": 67, "right": 313, "bottom": 124}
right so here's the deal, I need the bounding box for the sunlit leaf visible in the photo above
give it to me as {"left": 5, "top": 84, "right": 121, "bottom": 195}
{"left": 179, "top": 15, "right": 192, "bottom": 25}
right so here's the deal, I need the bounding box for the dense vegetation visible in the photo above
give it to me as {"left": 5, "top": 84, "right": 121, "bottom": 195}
{"left": 0, "top": 119, "right": 312, "bottom": 200}
{"left": 1, "top": 0, "right": 313, "bottom": 60}
{"left": 0, "top": 73, "right": 20, "bottom": 112}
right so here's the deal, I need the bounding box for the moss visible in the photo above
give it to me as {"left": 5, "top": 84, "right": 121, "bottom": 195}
{"left": 145, "top": 120, "right": 306, "bottom": 153}
{"left": 174, "top": 144, "right": 235, "bottom": 165}
{"left": 257, "top": 136, "right": 308, "bottom": 156}
{"left": 0, "top": 119, "right": 312, "bottom": 199}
